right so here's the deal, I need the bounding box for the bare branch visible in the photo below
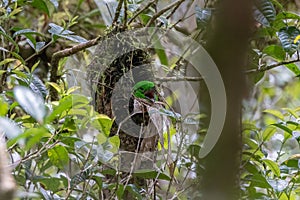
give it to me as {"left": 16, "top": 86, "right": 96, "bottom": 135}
{"left": 245, "top": 59, "right": 300, "bottom": 74}
{"left": 127, "top": 0, "right": 156, "bottom": 25}
{"left": 166, "top": 0, "right": 187, "bottom": 20}
{"left": 112, "top": 0, "right": 124, "bottom": 25}
{"left": 155, "top": 76, "right": 203, "bottom": 82}
{"left": 123, "top": 0, "right": 128, "bottom": 27}
{"left": 146, "top": 0, "right": 185, "bottom": 27}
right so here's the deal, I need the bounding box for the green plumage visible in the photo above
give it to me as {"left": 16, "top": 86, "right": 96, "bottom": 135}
{"left": 133, "top": 81, "right": 158, "bottom": 101}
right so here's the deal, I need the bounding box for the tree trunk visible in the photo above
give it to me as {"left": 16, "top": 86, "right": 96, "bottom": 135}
{"left": 200, "top": 1, "right": 252, "bottom": 199}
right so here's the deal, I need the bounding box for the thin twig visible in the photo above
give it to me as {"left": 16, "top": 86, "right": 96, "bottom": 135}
{"left": 166, "top": 0, "right": 186, "bottom": 20}
{"left": 23, "top": 41, "right": 54, "bottom": 64}
{"left": 127, "top": 0, "right": 156, "bottom": 25}
{"left": 146, "top": 0, "right": 185, "bottom": 27}
{"left": 123, "top": 125, "right": 144, "bottom": 191}
{"left": 245, "top": 59, "right": 300, "bottom": 74}
{"left": 10, "top": 134, "right": 58, "bottom": 168}
{"left": 155, "top": 76, "right": 203, "bottom": 82}
{"left": 112, "top": 0, "right": 124, "bottom": 25}
{"left": 166, "top": 122, "right": 184, "bottom": 197}
{"left": 106, "top": 3, "right": 114, "bottom": 21}
{"left": 123, "top": 0, "right": 128, "bottom": 28}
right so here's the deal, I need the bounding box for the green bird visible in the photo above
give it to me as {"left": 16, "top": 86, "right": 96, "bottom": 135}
{"left": 132, "top": 80, "right": 158, "bottom": 102}
{"left": 129, "top": 80, "right": 158, "bottom": 127}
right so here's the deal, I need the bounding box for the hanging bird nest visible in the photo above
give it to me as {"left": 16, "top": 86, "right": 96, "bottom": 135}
{"left": 88, "top": 26, "right": 159, "bottom": 163}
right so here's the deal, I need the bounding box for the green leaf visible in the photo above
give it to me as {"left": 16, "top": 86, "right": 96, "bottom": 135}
{"left": 250, "top": 173, "right": 272, "bottom": 188}
{"left": 31, "top": 75, "right": 48, "bottom": 98}
{"left": 108, "top": 135, "right": 120, "bottom": 152}
{"left": 59, "top": 34, "right": 87, "bottom": 43}
{"left": 0, "top": 58, "right": 17, "bottom": 66}
{"left": 152, "top": 35, "right": 168, "bottom": 66}
{"left": 243, "top": 121, "right": 259, "bottom": 131}
{"left": 254, "top": 0, "right": 276, "bottom": 27}
{"left": 108, "top": 136, "right": 119, "bottom": 147}
{"left": 13, "top": 29, "right": 43, "bottom": 38}
{"left": 71, "top": 172, "right": 88, "bottom": 186}
{"left": 24, "top": 128, "right": 51, "bottom": 150}
{"left": 47, "top": 82, "right": 62, "bottom": 94}
{"left": 11, "top": 72, "right": 48, "bottom": 98}
{"left": 31, "top": 0, "right": 49, "bottom": 16}
{"left": 188, "top": 144, "right": 200, "bottom": 158}
{"left": 285, "top": 63, "right": 300, "bottom": 76}
{"left": 252, "top": 71, "right": 265, "bottom": 83}
{"left": 244, "top": 162, "right": 259, "bottom": 174}
{"left": 13, "top": 86, "right": 46, "bottom": 123}
{"left": 133, "top": 169, "right": 171, "bottom": 181}
{"left": 272, "top": 123, "right": 293, "bottom": 135}
{"left": 91, "top": 174, "right": 103, "bottom": 188}
{"left": 139, "top": 14, "right": 152, "bottom": 25}
{"left": 33, "top": 177, "right": 61, "bottom": 192}
{"left": 262, "top": 126, "right": 277, "bottom": 141}
{"left": 0, "top": 97, "right": 9, "bottom": 116}
{"left": 68, "top": 108, "right": 88, "bottom": 116}
{"left": 276, "top": 12, "right": 300, "bottom": 21}
{"left": 47, "top": 145, "right": 69, "bottom": 169}
{"left": 26, "top": 38, "right": 46, "bottom": 52}
{"left": 263, "top": 109, "right": 284, "bottom": 120}
{"left": 60, "top": 136, "right": 81, "bottom": 147}
{"left": 282, "top": 108, "right": 299, "bottom": 118}
{"left": 47, "top": 94, "right": 90, "bottom": 122}
{"left": 0, "top": 117, "right": 22, "bottom": 140}
{"left": 20, "top": 73, "right": 49, "bottom": 99}
{"left": 244, "top": 138, "right": 259, "bottom": 149}
{"left": 7, "top": 127, "right": 51, "bottom": 149}
{"left": 48, "top": 23, "right": 87, "bottom": 43}
{"left": 262, "top": 159, "right": 280, "bottom": 177}
{"left": 66, "top": 86, "right": 81, "bottom": 94}
{"left": 48, "top": 23, "right": 72, "bottom": 35}
{"left": 35, "top": 41, "right": 46, "bottom": 52}
{"left": 97, "top": 145, "right": 113, "bottom": 163}
{"left": 0, "top": 30, "right": 19, "bottom": 53}
{"left": 262, "top": 45, "right": 286, "bottom": 61}
{"left": 116, "top": 184, "right": 125, "bottom": 199}
{"left": 126, "top": 184, "right": 142, "bottom": 200}
{"left": 8, "top": 6, "right": 22, "bottom": 17}
{"left": 91, "top": 114, "right": 113, "bottom": 136}
{"left": 277, "top": 26, "right": 300, "bottom": 55}
{"left": 96, "top": 132, "right": 107, "bottom": 145}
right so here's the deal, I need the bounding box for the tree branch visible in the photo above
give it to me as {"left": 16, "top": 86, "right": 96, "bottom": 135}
{"left": 127, "top": 0, "right": 156, "bottom": 25}
{"left": 112, "top": 0, "right": 124, "bottom": 25}
{"left": 166, "top": 0, "right": 186, "bottom": 20}
{"left": 155, "top": 76, "right": 203, "bottom": 82}
{"left": 146, "top": 0, "right": 185, "bottom": 27}
{"left": 245, "top": 59, "right": 300, "bottom": 74}
{"left": 49, "top": 36, "right": 102, "bottom": 100}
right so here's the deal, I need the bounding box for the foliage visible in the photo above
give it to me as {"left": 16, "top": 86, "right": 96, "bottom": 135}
{"left": 2, "top": 0, "right": 300, "bottom": 199}
{"left": 243, "top": 0, "right": 300, "bottom": 199}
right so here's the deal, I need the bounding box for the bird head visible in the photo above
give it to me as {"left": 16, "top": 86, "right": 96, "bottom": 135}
{"left": 132, "top": 81, "right": 158, "bottom": 102}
